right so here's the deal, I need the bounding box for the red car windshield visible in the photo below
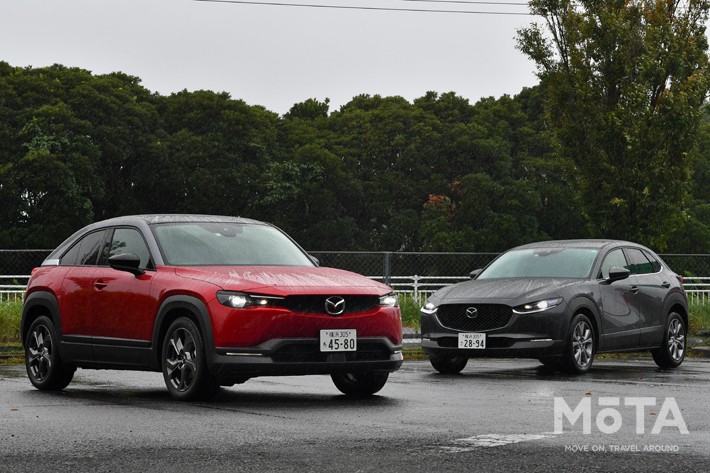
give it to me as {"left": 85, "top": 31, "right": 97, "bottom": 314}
{"left": 151, "top": 222, "right": 314, "bottom": 266}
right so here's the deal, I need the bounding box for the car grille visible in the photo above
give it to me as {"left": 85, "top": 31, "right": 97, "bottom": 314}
{"left": 436, "top": 304, "right": 512, "bottom": 332}
{"left": 280, "top": 295, "right": 380, "bottom": 315}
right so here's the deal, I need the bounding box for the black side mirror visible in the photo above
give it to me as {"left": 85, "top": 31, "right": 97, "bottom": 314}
{"left": 108, "top": 253, "right": 145, "bottom": 276}
{"left": 309, "top": 255, "right": 320, "bottom": 267}
{"left": 469, "top": 269, "right": 482, "bottom": 279}
{"left": 607, "top": 267, "right": 630, "bottom": 282}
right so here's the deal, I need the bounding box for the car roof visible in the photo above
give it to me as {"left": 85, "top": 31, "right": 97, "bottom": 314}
{"left": 45, "top": 214, "right": 270, "bottom": 263}
{"left": 511, "top": 239, "right": 648, "bottom": 251}
{"left": 93, "top": 214, "right": 264, "bottom": 226}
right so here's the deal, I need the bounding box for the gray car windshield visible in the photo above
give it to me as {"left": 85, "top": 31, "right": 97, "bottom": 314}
{"left": 478, "top": 248, "right": 599, "bottom": 279}
{"left": 152, "top": 222, "right": 314, "bottom": 266}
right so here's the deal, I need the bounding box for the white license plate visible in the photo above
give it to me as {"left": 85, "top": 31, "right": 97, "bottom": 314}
{"left": 320, "top": 329, "right": 357, "bottom": 352}
{"left": 458, "top": 332, "right": 486, "bottom": 349}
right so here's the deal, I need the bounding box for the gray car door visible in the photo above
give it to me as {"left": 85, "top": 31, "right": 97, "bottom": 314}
{"left": 597, "top": 248, "right": 642, "bottom": 350}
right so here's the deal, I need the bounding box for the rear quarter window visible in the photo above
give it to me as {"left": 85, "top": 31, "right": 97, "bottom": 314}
{"left": 624, "top": 248, "right": 655, "bottom": 275}
{"left": 60, "top": 230, "right": 108, "bottom": 266}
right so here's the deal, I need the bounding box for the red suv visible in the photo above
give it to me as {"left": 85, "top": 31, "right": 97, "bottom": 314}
{"left": 21, "top": 215, "right": 403, "bottom": 400}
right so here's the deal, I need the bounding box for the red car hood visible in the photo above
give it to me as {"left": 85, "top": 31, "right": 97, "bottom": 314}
{"left": 174, "top": 266, "right": 392, "bottom": 296}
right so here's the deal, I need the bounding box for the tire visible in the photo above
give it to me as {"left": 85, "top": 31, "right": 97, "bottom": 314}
{"left": 652, "top": 312, "right": 686, "bottom": 369}
{"left": 24, "top": 315, "right": 75, "bottom": 390}
{"left": 162, "top": 317, "right": 220, "bottom": 401}
{"left": 561, "top": 314, "right": 595, "bottom": 374}
{"left": 429, "top": 352, "right": 468, "bottom": 375}
{"left": 331, "top": 372, "right": 389, "bottom": 397}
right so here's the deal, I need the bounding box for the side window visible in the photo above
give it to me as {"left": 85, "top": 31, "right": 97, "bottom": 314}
{"left": 600, "top": 248, "right": 627, "bottom": 279}
{"left": 108, "top": 228, "right": 152, "bottom": 269}
{"left": 625, "top": 248, "right": 654, "bottom": 275}
{"left": 60, "top": 230, "right": 108, "bottom": 266}
{"left": 642, "top": 250, "right": 662, "bottom": 273}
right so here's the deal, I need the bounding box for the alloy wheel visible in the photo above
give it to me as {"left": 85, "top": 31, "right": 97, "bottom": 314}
{"left": 27, "top": 324, "right": 53, "bottom": 382}
{"left": 572, "top": 320, "right": 593, "bottom": 369}
{"left": 164, "top": 328, "right": 198, "bottom": 392}
{"left": 667, "top": 318, "right": 685, "bottom": 362}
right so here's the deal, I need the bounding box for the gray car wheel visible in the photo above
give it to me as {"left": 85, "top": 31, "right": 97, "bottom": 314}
{"left": 652, "top": 312, "right": 686, "bottom": 369}
{"left": 429, "top": 351, "right": 468, "bottom": 374}
{"left": 561, "top": 314, "right": 595, "bottom": 374}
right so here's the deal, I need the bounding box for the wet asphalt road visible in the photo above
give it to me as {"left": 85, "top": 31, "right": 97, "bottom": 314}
{"left": 1, "top": 358, "right": 709, "bottom": 472}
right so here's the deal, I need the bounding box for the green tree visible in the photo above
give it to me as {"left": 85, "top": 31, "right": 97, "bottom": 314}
{"left": 513, "top": 86, "right": 589, "bottom": 239}
{"left": 328, "top": 95, "right": 443, "bottom": 250}
{"left": 668, "top": 113, "right": 710, "bottom": 252}
{"left": 259, "top": 99, "right": 367, "bottom": 249}
{"left": 133, "top": 90, "right": 280, "bottom": 217}
{"left": 0, "top": 110, "right": 100, "bottom": 247}
{"left": 517, "top": 0, "right": 710, "bottom": 249}
{"left": 420, "top": 174, "right": 546, "bottom": 252}
{"left": 0, "top": 63, "right": 160, "bottom": 246}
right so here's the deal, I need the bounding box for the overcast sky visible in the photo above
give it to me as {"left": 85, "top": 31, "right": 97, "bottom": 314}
{"left": 1, "top": 0, "right": 539, "bottom": 115}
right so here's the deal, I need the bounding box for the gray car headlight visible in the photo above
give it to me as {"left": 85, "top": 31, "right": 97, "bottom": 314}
{"left": 512, "top": 297, "right": 563, "bottom": 314}
{"left": 421, "top": 301, "right": 438, "bottom": 315}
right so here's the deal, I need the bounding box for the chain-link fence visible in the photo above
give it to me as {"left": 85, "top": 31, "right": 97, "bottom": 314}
{"left": 0, "top": 250, "right": 50, "bottom": 301}
{"left": 310, "top": 252, "right": 499, "bottom": 279}
{"left": 0, "top": 250, "right": 50, "bottom": 283}
{"left": 658, "top": 254, "right": 710, "bottom": 277}
{"left": 3, "top": 249, "right": 710, "bottom": 301}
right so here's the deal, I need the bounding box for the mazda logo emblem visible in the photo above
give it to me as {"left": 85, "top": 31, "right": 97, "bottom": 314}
{"left": 325, "top": 296, "right": 345, "bottom": 315}
{"left": 465, "top": 307, "right": 478, "bottom": 319}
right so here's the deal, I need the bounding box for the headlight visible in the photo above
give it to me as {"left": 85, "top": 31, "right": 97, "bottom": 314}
{"left": 513, "top": 297, "right": 563, "bottom": 314}
{"left": 217, "top": 291, "right": 282, "bottom": 309}
{"left": 379, "top": 292, "right": 399, "bottom": 307}
{"left": 421, "top": 301, "right": 438, "bottom": 315}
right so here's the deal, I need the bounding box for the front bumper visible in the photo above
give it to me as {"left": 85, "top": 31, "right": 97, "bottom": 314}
{"left": 421, "top": 333, "right": 566, "bottom": 358}
{"left": 208, "top": 336, "right": 403, "bottom": 384}
{"left": 420, "top": 305, "right": 569, "bottom": 359}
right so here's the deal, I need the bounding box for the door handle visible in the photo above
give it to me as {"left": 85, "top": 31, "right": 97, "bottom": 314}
{"left": 630, "top": 286, "right": 639, "bottom": 294}
{"left": 94, "top": 280, "right": 107, "bottom": 290}
{"left": 661, "top": 281, "right": 671, "bottom": 288}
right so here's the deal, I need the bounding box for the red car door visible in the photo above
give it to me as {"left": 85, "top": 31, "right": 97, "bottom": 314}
{"left": 59, "top": 266, "right": 97, "bottom": 337}
{"left": 57, "top": 229, "right": 110, "bottom": 338}
{"left": 90, "top": 227, "right": 158, "bottom": 343}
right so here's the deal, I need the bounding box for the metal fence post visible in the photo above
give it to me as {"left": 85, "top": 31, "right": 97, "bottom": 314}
{"left": 383, "top": 252, "right": 391, "bottom": 286}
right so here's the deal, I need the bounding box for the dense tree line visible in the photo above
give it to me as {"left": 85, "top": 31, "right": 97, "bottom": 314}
{"left": 1, "top": 57, "right": 710, "bottom": 253}
{"left": 0, "top": 62, "right": 573, "bottom": 251}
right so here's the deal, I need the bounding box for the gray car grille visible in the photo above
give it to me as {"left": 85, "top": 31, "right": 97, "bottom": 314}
{"left": 436, "top": 304, "right": 513, "bottom": 332}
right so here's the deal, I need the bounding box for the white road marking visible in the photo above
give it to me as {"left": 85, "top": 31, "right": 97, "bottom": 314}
{"left": 441, "top": 433, "right": 552, "bottom": 452}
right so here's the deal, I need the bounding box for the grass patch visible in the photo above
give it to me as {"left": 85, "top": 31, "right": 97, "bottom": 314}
{"left": 0, "top": 355, "right": 23, "bottom": 365}
{"left": 403, "top": 346, "right": 427, "bottom": 361}
{"left": 0, "top": 300, "right": 22, "bottom": 344}
{"left": 689, "top": 301, "right": 710, "bottom": 336}
{"left": 399, "top": 294, "right": 421, "bottom": 330}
